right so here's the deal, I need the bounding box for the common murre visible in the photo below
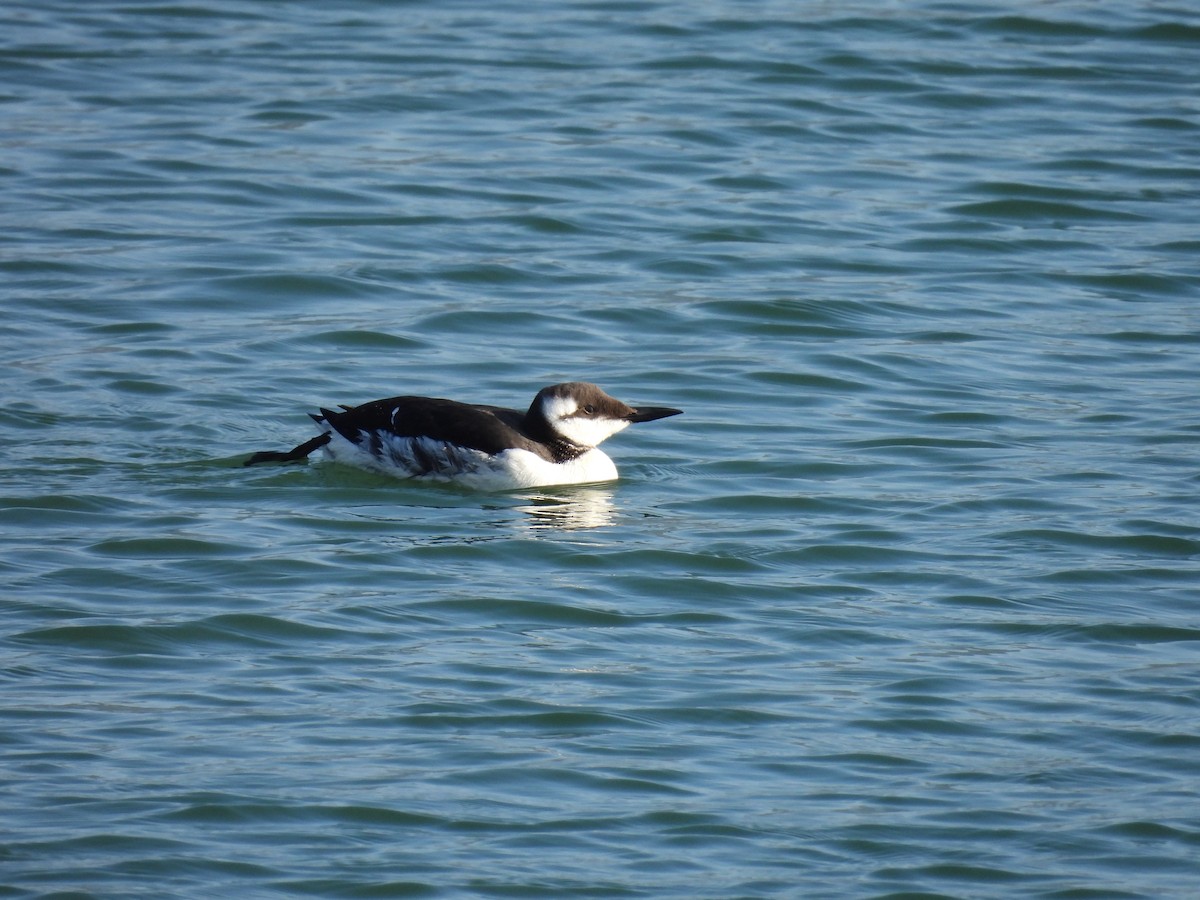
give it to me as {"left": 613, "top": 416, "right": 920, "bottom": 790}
{"left": 244, "top": 382, "right": 682, "bottom": 490}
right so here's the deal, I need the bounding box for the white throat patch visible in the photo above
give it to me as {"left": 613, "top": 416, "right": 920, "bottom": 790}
{"left": 540, "top": 394, "right": 631, "bottom": 449}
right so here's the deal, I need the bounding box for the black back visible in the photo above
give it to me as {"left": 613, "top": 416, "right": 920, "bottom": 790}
{"left": 317, "top": 396, "right": 561, "bottom": 461}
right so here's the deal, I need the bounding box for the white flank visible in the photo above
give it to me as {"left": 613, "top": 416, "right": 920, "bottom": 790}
{"left": 321, "top": 429, "right": 620, "bottom": 490}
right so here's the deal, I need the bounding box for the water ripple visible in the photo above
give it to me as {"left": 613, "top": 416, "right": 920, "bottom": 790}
{"left": 4, "top": 0, "right": 1200, "bottom": 897}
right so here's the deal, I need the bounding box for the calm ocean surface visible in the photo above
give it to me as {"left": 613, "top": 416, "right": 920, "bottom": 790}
{"left": 3, "top": 1, "right": 1199, "bottom": 897}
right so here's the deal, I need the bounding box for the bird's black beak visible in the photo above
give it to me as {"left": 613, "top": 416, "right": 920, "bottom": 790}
{"left": 626, "top": 406, "right": 683, "bottom": 423}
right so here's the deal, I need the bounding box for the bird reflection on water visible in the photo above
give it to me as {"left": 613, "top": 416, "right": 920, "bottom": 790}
{"left": 512, "top": 487, "right": 617, "bottom": 531}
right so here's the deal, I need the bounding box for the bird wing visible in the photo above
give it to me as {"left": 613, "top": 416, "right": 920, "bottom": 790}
{"left": 317, "top": 397, "right": 549, "bottom": 459}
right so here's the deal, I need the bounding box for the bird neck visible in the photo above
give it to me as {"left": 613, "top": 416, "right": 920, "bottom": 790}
{"left": 525, "top": 410, "right": 590, "bottom": 463}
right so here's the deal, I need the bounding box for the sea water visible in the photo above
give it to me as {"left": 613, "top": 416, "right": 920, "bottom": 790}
{"left": 3, "top": 2, "right": 1199, "bottom": 896}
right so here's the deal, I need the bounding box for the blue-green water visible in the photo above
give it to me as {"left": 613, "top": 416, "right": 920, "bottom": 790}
{"left": 3, "top": 1, "right": 1200, "bottom": 896}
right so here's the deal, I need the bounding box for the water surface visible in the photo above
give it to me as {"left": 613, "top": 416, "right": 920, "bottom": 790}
{"left": 3, "top": 1, "right": 1199, "bottom": 897}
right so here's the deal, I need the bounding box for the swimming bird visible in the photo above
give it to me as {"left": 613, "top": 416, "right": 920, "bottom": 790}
{"left": 244, "top": 381, "right": 682, "bottom": 490}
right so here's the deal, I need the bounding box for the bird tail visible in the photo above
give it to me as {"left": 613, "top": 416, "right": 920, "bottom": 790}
{"left": 244, "top": 432, "right": 332, "bottom": 466}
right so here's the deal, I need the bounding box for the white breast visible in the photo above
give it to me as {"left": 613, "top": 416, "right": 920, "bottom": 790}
{"left": 498, "top": 447, "right": 619, "bottom": 489}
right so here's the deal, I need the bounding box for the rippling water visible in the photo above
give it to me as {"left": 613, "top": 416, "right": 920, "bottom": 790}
{"left": 4, "top": 1, "right": 1200, "bottom": 897}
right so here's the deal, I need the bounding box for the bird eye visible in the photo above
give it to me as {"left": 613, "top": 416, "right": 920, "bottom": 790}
{"left": 582, "top": 404, "right": 596, "bottom": 416}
